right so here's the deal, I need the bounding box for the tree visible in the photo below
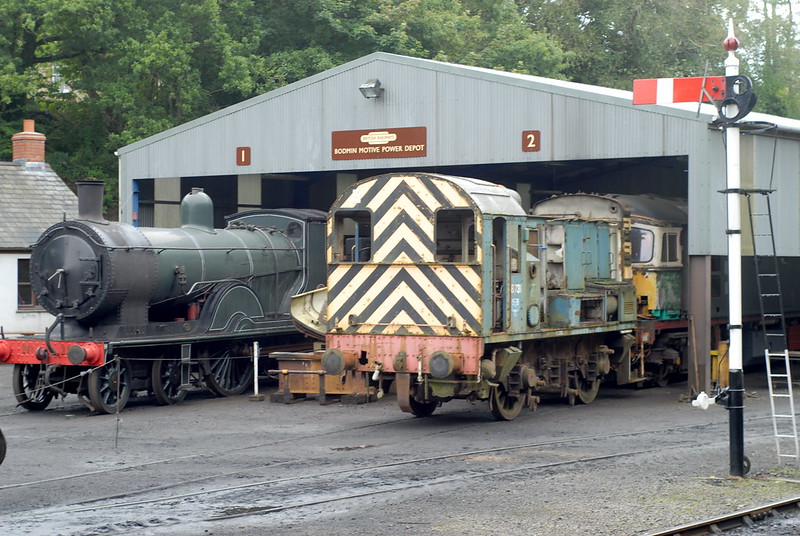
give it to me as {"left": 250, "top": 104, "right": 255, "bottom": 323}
{"left": 518, "top": 0, "right": 730, "bottom": 88}
{"left": 251, "top": 0, "right": 567, "bottom": 89}
{"left": 1, "top": 0, "right": 797, "bottom": 215}
{"left": 726, "top": 0, "right": 800, "bottom": 117}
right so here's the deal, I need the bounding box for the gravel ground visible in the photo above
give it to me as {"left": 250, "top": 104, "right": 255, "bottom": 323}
{"left": 1, "top": 363, "right": 799, "bottom": 536}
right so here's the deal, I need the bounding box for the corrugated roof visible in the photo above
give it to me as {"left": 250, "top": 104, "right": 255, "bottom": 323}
{"left": 0, "top": 161, "right": 78, "bottom": 248}
{"left": 116, "top": 51, "right": 800, "bottom": 165}
{"left": 116, "top": 52, "right": 718, "bottom": 155}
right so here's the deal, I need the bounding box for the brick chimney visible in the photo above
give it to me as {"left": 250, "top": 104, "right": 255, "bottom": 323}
{"left": 12, "top": 119, "right": 46, "bottom": 163}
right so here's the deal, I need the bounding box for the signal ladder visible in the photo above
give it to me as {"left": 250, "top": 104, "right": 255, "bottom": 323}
{"left": 746, "top": 190, "right": 799, "bottom": 464}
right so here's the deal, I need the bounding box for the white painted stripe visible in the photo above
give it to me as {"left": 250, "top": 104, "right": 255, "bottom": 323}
{"left": 656, "top": 78, "right": 673, "bottom": 104}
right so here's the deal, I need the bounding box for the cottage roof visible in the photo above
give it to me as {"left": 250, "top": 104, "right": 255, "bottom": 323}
{"left": 0, "top": 161, "right": 78, "bottom": 248}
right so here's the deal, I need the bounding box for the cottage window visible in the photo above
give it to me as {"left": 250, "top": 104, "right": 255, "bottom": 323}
{"left": 17, "top": 258, "right": 37, "bottom": 308}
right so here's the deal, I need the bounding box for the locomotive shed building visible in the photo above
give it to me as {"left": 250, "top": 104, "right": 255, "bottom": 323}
{"left": 116, "top": 52, "right": 800, "bottom": 393}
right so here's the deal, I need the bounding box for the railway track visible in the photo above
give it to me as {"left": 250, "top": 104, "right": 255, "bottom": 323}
{"left": 643, "top": 495, "right": 800, "bottom": 535}
{"left": 0, "top": 368, "right": 788, "bottom": 536}
{"left": 0, "top": 418, "right": 751, "bottom": 535}
{"left": 0, "top": 405, "right": 774, "bottom": 494}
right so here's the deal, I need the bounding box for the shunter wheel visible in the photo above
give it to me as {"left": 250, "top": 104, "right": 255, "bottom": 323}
{"left": 12, "top": 363, "right": 54, "bottom": 411}
{"left": 408, "top": 397, "right": 437, "bottom": 417}
{"left": 88, "top": 359, "right": 132, "bottom": 414}
{"left": 567, "top": 370, "right": 600, "bottom": 406}
{"left": 151, "top": 359, "right": 188, "bottom": 405}
{"left": 489, "top": 384, "right": 524, "bottom": 421}
{"left": 577, "top": 378, "right": 600, "bottom": 404}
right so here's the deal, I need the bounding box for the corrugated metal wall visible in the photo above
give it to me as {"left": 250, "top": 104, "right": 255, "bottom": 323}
{"left": 118, "top": 53, "right": 800, "bottom": 256}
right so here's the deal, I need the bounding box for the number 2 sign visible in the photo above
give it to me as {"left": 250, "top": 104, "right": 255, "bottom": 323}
{"left": 522, "top": 130, "right": 540, "bottom": 152}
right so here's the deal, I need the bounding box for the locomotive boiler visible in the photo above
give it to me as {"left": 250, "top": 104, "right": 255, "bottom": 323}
{"left": 0, "top": 181, "right": 326, "bottom": 413}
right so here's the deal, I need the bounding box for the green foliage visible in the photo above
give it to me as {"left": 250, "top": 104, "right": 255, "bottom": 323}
{"left": 0, "top": 0, "right": 797, "bottom": 213}
{"left": 726, "top": 0, "right": 800, "bottom": 118}
{"left": 519, "top": 0, "right": 731, "bottom": 87}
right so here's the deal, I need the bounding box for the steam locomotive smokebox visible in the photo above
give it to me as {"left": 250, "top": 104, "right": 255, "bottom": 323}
{"left": 270, "top": 351, "right": 369, "bottom": 399}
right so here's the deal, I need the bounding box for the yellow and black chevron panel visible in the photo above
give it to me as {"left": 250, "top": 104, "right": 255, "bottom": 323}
{"left": 327, "top": 173, "right": 486, "bottom": 335}
{"left": 328, "top": 263, "right": 481, "bottom": 335}
{"left": 328, "top": 173, "right": 480, "bottom": 264}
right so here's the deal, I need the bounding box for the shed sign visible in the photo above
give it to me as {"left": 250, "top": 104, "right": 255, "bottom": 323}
{"left": 332, "top": 127, "right": 427, "bottom": 160}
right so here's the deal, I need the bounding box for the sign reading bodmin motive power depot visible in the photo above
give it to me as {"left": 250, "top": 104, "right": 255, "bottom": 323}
{"left": 332, "top": 127, "right": 427, "bottom": 160}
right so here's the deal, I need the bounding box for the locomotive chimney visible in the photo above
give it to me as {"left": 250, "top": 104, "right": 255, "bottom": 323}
{"left": 12, "top": 119, "right": 46, "bottom": 164}
{"left": 77, "top": 181, "right": 107, "bottom": 222}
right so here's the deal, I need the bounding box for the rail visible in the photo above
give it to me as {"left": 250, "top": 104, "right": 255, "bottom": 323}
{"left": 642, "top": 495, "right": 800, "bottom": 536}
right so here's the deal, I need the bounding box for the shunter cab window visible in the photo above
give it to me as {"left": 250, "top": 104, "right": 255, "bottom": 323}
{"left": 333, "top": 210, "right": 372, "bottom": 262}
{"left": 508, "top": 223, "right": 520, "bottom": 273}
{"left": 629, "top": 228, "right": 654, "bottom": 263}
{"left": 661, "top": 231, "right": 680, "bottom": 263}
{"left": 435, "top": 209, "right": 476, "bottom": 262}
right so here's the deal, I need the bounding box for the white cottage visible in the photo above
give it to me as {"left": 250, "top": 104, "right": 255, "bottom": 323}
{"left": 0, "top": 120, "right": 78, "bottom": 335}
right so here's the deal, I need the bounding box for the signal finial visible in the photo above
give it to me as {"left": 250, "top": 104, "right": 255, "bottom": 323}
{"left": 723, "top": 18, "right": 739, "bottom": 52}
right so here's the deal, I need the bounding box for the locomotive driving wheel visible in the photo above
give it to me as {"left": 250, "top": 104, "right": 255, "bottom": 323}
{"left": 203, "top": 347, "right": 254, "bottom": 397}
{"left": 488, "top": 384, "right": 524, "bottom": 421}
{"left": 12, "top": 363, "right": 54, "bottom": 410}
{"left": 88, "top": 358, "right": 131, "bottom": 414}
{"left": 151, "top": 359, "right": 188, "bottom": 405}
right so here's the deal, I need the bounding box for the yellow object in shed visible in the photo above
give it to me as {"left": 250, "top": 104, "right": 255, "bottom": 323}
{"left": 633, "top": 271, "right": 657, "bottom": 315}
{"left": 711, "top": 341, "right": 730, "bottom": 389}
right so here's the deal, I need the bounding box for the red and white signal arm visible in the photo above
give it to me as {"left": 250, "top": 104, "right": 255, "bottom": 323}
{"left": 633, "top": 74, "right": 757, "bottom": 123}
{"left": 632, "top": 76, "right": 727, "bottom": 105}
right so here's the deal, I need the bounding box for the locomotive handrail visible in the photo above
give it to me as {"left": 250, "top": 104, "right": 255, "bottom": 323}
{"left": 118, "top": 245, "right": 303, "bottom": 252}
{"left": 61, "top": 229, "right": 305, "bottom": 252}
{"left": 43, "top": 313, "right": 63, "bottom": 356}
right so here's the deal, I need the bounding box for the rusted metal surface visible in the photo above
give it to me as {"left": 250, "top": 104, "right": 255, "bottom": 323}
{"left": 327, "top": 333, "right": 483, "bottom": 375}
{"left": 270, "top": 351, "right": 369, "bottom": 397}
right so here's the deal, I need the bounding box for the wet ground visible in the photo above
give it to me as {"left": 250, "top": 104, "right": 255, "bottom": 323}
{"left": 0, "top": 363, "right": 799, "bottom": 536}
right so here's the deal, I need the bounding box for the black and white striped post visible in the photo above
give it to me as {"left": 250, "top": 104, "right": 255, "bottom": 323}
{"left": 722, "top": 18, "right": 746, "bottom": 478}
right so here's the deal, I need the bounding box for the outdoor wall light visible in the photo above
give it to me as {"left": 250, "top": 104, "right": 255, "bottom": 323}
{"left": 359, "top": 79, "right": 384, "bottom": 98}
